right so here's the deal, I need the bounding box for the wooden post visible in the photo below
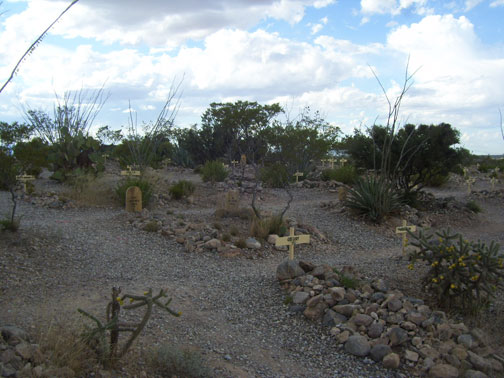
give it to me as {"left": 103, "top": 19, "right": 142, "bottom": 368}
{"left": 16, "top": 174, "right": 35, "bottom": 192}
{"left": 293, "top": 171, "right": 303, "bottom": 183}
{"left": 395, "top": 220, "right": 416, "bottom": 255}
{"left": 466, "top": 177, "right": 475, "bottom": 194}
{"left": 275, "top": 227, "right": 310, "bottom": 260}
{"left": 491, "top": 177, "right": 496, "bottom": 191}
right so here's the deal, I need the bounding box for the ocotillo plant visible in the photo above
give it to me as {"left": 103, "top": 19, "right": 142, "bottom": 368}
{"left": 78, "top": 287, "right": 180, "bottom": 367}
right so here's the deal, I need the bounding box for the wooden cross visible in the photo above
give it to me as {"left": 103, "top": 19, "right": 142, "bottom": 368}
{"left": 293, "top": 171, "right": 303, "bottom": 183}
{"left": 102, "top": 153, "right": 109, "bottom": 162}
{"left": 327, "top": 158, "right": 337, "bottom": 169}
{"left": 240, "top": 154, "right": 247, "bottom": 166}
{"left": 491, "top": 177, "right": 496, "bottom": 191}
{"left": 340, "top": 158, "right": 348, "bottom": 167}
{"left": 395, "top": 220, "right": 416, "bottom": 255}
{"left": 320, "top": 159, "right": 326, "bottom": 167}
{"left": 16, "top": 174, "right": 35, "bottom": 192}
{"left": 231, "top": 160, "right": 238, "bottom": 167}
{"left": 466, "top": 177, "right": 475, "bottom": 194}
{"left": 121, "top": 165, "right": 141, "bottom": 177}
{"left": 463, "top": 167, "right": 469, "bottom": 178}
{"left": 275, "top": 227, "right": 310, "bottom": 260}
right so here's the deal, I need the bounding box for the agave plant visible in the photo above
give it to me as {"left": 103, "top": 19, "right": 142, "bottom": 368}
{"left": 344, "top": 175, "right": 401, "bottom": 223}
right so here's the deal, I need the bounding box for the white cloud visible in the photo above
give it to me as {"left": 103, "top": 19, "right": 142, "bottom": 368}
{"left": 360, "top": 0, "right": 429, "bottom": 16}
{"left": 311, "top": 23, "right": 323, "bottom": 34}
{"left": 464, "top": 0, "right": 484, "bottom": 11}
{"left": 490, "top": 0, "right": 504, "bottom": 6}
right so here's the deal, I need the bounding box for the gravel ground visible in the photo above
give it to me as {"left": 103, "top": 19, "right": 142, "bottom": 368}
{"left": 1, "top": 172, "right": 503, "bottom": 377}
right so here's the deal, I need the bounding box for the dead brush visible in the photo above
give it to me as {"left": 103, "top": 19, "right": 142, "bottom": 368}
{"left": 63, "top": 173, "right": 117, "bottom": 207}
{"left": 250, "top": 214, "right": 286, "bottom": 240}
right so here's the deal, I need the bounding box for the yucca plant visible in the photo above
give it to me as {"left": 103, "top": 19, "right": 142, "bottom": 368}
{"left": 344, "top": 175, "right": 401, "bottom": 223}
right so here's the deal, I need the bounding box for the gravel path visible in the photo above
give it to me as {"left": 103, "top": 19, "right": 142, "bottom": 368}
{"left": 1, "top": 176, "right": 503, "bottom": 377}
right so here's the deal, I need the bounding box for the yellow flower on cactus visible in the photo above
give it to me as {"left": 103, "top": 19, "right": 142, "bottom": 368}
{"left": 460, "top": 262, "right": 466, "bottom": 267}
{"left": 450, "top": 284, "right": 457, "bottom": 289}
{"left": 143, "top": 291, "right": 149, "bottom": 295}
{"left": 477, "top": 255, "right": 482, "bottom": 260}
{"left": 116, "top": 297, "right": 124, "bottom": 306}
{"left": 129, "top": 298, "right": 134, "bottom": 303}
{"left": 470, "top": 275, "right": 479, "bottom": 281}
{"left": 407, "top": 264, "right": 414, "bottom": 270}
{"left": 439, "top": 275, "right": 444, "bottom": 280}
{"left": 438, "top": 237, "right": 443, "bottom": 243}
{"left": 432, "top": 278, "right": 438, "bottom": 283}
{"left": 431, "top": 261, "right": 439, "bottom": 267}
{"left": 178, "top": 311, "right": 182, "bottom": 316}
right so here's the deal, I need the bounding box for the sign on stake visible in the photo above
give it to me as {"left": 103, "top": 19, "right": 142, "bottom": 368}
{"left": 395, "top": 220, "right": 416, "bottom": 255}
{"left": 327, "top": 158, "right": 337, "bottom": 169}
{"left": 121, "top": 165, "right": 141, "bottom": 178}
{"left": 16, "top": 173, "right": 35, "bottom": 192}
{"left": 275, "top": 227, "right": 310, "bottom": 260}
{"left": 293, "top": 171, "right": 303, "bottom": 183}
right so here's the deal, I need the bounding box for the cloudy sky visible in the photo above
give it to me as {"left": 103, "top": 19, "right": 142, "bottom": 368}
{"left": 1, "top": 0, "right": 503, "bottom": 154}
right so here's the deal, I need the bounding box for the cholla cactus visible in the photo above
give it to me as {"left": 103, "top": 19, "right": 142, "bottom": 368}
{"left": 78, "top": 287, "right": 180, "bottom": 367}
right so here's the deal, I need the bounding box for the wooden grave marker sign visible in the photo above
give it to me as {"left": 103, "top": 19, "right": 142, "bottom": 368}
{"left": 16, "top": 173, "right": 35, "bottom": 192}
{"left": 466, "top": 177, "right": 475, "bottom": 194}
{"left": 231, "top": 160, "right": 238, "bottom": 167}
{"left": 121, "top": 165, "right": 141, "bottom": 178}
{"left": 293, "top": 171, "right": 303, "bottom": 183}
{"left": 395, "top": 219, "right": 416, "bottom": 255}
{"left": 275, "top": 227, "right": 310, "bottom": 260}
{"left": 240, "top": 154, "right": 247, "bottom": 166}
{"left": 125, "top": 186, "right": 142, "bottom": 212}
{"left": 463, "top": 167, "right": 469, "bottom": 178}
{"left": 320, "top": 158, "right": 327, "bottom": 168}
{"left": 340, "top": 158, "right": 348, "bottom": 167}
{"left": 327, "top": 158, "right": 337, "bottom": 169}
{"left": 102, "top": 153, "right": 109, "bottom": 163}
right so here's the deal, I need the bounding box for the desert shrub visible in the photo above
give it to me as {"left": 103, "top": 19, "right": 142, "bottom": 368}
{"left": 200, "top": 160, "right": 228, "bottom": 182}
{"left": 213, "top": 222, "right": 222, "bottom": 230}
{"left": 333, "top": 270, "right": 360, "bottom": 289}
{"left": 222, "top": 233, "right": 231, "bottom": 242}
{"left": 250, "top": 214, "right": 286, "bottom": 239}
{"left": 408, "top": 229, "right": 504, "bottom": 314}
{"left": 13, "top": 137, "right": 51, "bottom": 176}
{"left": 147, "top": 344, "right": 210, "bottom": 378}
{"left": 260, "top": 163, "right": 289, "bottom": 188}
{"left": 344, "top": 176, "right": 401, "bottom": 223}
{"left": 230, "top": 226, "right": 239, "bottom": 236}
{"left": 425, "top": 172, "right": 449, "bottom": 187}
{"left": 235, "top": 238, "right": 247, "bottom": 248}
{"left": 477, "top": 158, "right": 504, "bottom": 173}
{"left": 115, "top": 178, "right": 153, "bottom": 207}
{"left": 143, "top": 221, "right": 160, "bottom": 233}
{"left": 320, "top": 165, "right": 358, "bottom": 185}
{"left": 215, "top": 207, "right": 253, "bottom": 219}
{"left": 466, "top": 200, "right": 482, "bottom": 213}
{"left": 0, "top": 217, "right": 20, "bottom": 232}
{"left": 169, "top": 180, "right": 195, "bottom": 200}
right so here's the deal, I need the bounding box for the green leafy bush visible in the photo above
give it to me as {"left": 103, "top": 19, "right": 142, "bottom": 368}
{"left": 13, "top": 137, "right": 51, "bottom": 177}
{"left": 344, "top": 176, "right": 401, "bottom": 223}
{"left": 259, "top": 163, "right": 289, "bottom": 188}
{"left": 408, "top": 229, "right": 504, "bottom": 313}
{"left": 425, "top": 173, "right": 449, "bottom": 187}
{"left": 115, "top": 178, "right": 153, "bottom": 207}
{"left": 143, "top": 221, "right": 160, "bottom": 233}
{"left": 169, "top": 180, "right": 195, "bottom": 200}
{"left": 0, "top": 217, "right": 20, "bottom": 232}
{"left": 200, "top": 160, "right": 228, "bottom": 183}
{"left": 321, "top": 165, "right": 358, "bottom": 185}
{"left": 147, "top": 344, "right": 210, "bottom": 378}
{"left": 333, "top": 270, "right": 360, "bottom": 289}
{"left": 466, "top": 200, "right": 482, "bottom": 213}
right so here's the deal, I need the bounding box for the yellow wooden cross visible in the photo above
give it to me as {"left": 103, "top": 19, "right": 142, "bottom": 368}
{"left": 102, "top": 153, "right": 109, "bottom": 162}
{"left": 340, "top": 158, "right": 348, "bottom": 166}
{"left": 231, "top": 160, "right": 238, "bottom": 167}
{"left": 463, "top": 167, "right": 469, "bottom": 178}
{"left": 275, "top": 227, "right": 310, "bottom": 260}
{"left": 466, "top": 177, "right": 475, "bottom": 194}
{"left": 121, "top": 165, "right": 141, "bottom": 177}
{"left": 320, "top": 158, "right": 326, "bottom": 167}
{"left": 293, "top": 171, "right": 303, "bottom": 183}
{"left": 491, "top": 177, "right": 496, "bottom": 191}
{"left": 240, "top": 154, "right": 247, "bottom": 166}
{"left": 395, "top": 219, "right": 416, "bottom": 255}
{"left": 16, "top": 174, "right": 35, "bottom": 192}
{"left": 327, "top": 158, "right": 337, "bottom": 169}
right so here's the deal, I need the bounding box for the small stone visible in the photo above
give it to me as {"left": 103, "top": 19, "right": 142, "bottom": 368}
{"left": 337, "top": 330, "right": 350, "bottom": 344}
{"left": 303, "top": 302, "right": 327, "bottom": 321}
{"left": 204, "top": 238, "right": 221, "bottom": 249}
{"left": 404, "top": 350, "right": 419, "bottom": 362}
{"left": 428, "top": 364, "right": 459, "bottom": 378}
{"left": 457, "top": 334, "right": 476, "bottom": 349}
{"left": 389, "top": 327, "right": 409, "bottom": 346}
{"left": 329, "top": 287, "right": 346, "bottom": 301}
{"left": 292, "top": 291, "right": 310, "bottom": 304}
{"left": 372, "top": 278, "right": 388, "bottom": 292}
{"left": 267, "top": 234, "right": 279, "bottom": 244}
{"left": 245, "top": 237, "right": 261, "bottom": 249}
{"left": 370, "top": 344, "right": 392, "bottom": 362}
{"left": 463, "top": 370, "right": 488, "bottom": 378}
{"left": 383, "top": 353, "right": 400, "bottom": 369}
{"left": 444, "top": 354, "right": 461, "bottom": 368}
{"left": 0, "top": 326, "right": 28, "bottom": 345}
{"left": 437, "top": 323, "right": 453, "bottom": 341}
{"left": 323, "top": 309, "right": 347, "bottom": 327}
{"left": 420, "top": 345, "right": 441, "bottom": 360}
{"left": 333, "top": 304, "right": 358, "bottom": 317}
{"left": 451, "top": 345, "right": 468, "bottom": 361}
{"left": 400, "top": 321, "right": 417, "bottom": 331}
{"left": 353, "top": 314, "right": 373, "bottom": 327}
{"left": 306, "top": 294, "right": 323, "bottom": 307}
{"left": 298, "top": 260, "right": 316, "bottom": 272}
{"left": 407, "top": 311, "right": 427, "bottom": 325}
{"left": 412, "top": 336, "right": 422, "bottom": 347}
{"left": 467, "top": 351, "right": 493, "bottom": 373}
{"left": 367, "top": 322, "right": 384, "bottom": 339}
{"left": 344, "top": 335, "right": 370, "bottom": 357}
{"left": 387, "top": 298, "right": 403, "bottom": 312}
{"left": 14, "top": 343, "right": 34, "bottom": 360}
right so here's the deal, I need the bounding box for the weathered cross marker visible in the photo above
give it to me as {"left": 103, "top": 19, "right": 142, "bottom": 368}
{"left": 395, "top": 219, "right": 416, "bottom": 255}
{"left": 293, "top": 171, "right": 303, "bottom": 183}
{"left": 327, "top": 158, "right": 337, "bottom": 169}
{"left": 275, "top": 227, "right": 310, "bottom": 260}
{"left": 491, "top": 177, "right": 496, "bottom": 191}
{"left": 120, "top": 165, "right": 141, "bottom": 178}
{"left": 102, "top": 153, "right": 109, "bottom": 163}
{"left": 463, "top": 167, "right": 469, "bottom": 178}
{"left": 466, "top": 177, "right": 475, "bottom": 194}
{"left": 231, "top": 160, "right": 238, "bottom": 167}
{"left": 320, "top": 158, "right": 327, "bottom": 167}
{"left": 16, "top": 174, "right": 35, "bottom": 192}
{"left": 340, "top": 158, "right": 348, "bottom": 167}
{"left": 240, "top": 154, "right": 247, "bottom": 166}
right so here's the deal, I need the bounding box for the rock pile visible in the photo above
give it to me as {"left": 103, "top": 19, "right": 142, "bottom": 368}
{"left": 0, "top": 325, "right": 74, "bottom": 377}
{"left": 277, "top": 260, "right": 504, "bottom": 377}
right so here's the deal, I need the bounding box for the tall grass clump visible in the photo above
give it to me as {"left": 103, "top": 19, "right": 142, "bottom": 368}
{"left": 321, "top": 165, "right": 358, "bottom": 185}
{"left": 250, "top": 214, "right": 287, "bottom": 239}
{"left": 344, "top": 176, "right": 401, "bottom": 223}
{"left": 169, "top": 180, "right": 195, "bottom": 200}
{"left": 200, "top": 160, "right": 228, "bottom": 183}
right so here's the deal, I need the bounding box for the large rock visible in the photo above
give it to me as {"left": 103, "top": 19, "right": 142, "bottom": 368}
{"left": 303, "top": 302, "right": 327, "bottom": 321}
{"left": 292, "top": 291, "right": 310, "bottom": 305}
{"left": 467, "top": 351, "right": 493, "bottom": 373}
{"left": 353, "top": 314, "right": 373, "bottom": 327}
{"left": 245, "top": 237, "right": 261, "bottom": 249}
{"left": 367, "top": 322, "right": 384, "bottom": 339}
{"left": 0, "top": 325, "right": 28, "bottom": 345}
{"left": 428, "top": 364, "right": 459, "bottom": 378}
{"left": 276, "top": 260, "right": 305, "bottom": 281}
{"left": 383, "top": 353, "right": 400, "bottom": 369}
{"left": 333, "top": 304, "right": 358, "bottom": 318}
{"left": 344, "top": 335, "right": 370, "bottom": 357}
{"left": 322, "top": 310, "right": 347, "bottom": 327}
{"left": 389, "top": 327, "right": 409, "bottom": 346}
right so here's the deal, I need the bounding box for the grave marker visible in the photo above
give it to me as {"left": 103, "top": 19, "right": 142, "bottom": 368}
{"left": 218, "top": 189, "right": 240, "bottom": 212}
{"left": 16, "top": 174, "right": 35, "bottom": 192}
{"left": 466, "top": 177, "right": 475, "bottom": 194}
{"left": 463, "top": 167, "right": 469, "bottom": 178}
{"left": 102, "top": 153, "right": 109, "bottom": 163}
{"left": 275, "top": 227, "right": 310, "bottom": 260}
{"left": 395, "top": 220, "right": 416, "bottom": 255}
{"left": 320, "top": 159, "right": 326, "bottom": 167}
{"left": 231, "top": 160, "right": 238, "bottom": 167}
{"left": 293, "top": 171, "right": 303, "bottom": 183}
{"left": 491, "top": 177, "right": 496, "bottom": 191}
{"left": 340, "top": 158, "right": 348, "bottom": 167}
{"left": 240, "top": 154, "right": 247, "bottom": 166}
{"left": 121, "top": 165, "right": 141, "bottom": 178}
{"left": 125, "top": 186, "right": 142, "bottom": 212}
{"left": 327, "top": 158, "right": 337, "bottom": 169}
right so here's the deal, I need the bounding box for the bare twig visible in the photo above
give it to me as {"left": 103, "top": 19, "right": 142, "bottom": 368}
{"left": 0, "top": 0, "right": 80, "bottom": 94}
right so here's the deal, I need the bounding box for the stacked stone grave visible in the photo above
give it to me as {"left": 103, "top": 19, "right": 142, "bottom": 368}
{"left": 277, "top": 260, "right": 504, "bottom": 378}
